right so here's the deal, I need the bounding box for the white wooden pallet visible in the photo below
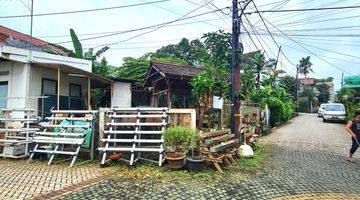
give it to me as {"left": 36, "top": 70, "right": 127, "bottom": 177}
{"left": 0, "top": 108, "right": 38, "bottom": 159}
{"left": 99, "top": 107, "right": 169, "bottom": 166}
{"left": 27, "top": 110, "right": 97, "bottom": 167}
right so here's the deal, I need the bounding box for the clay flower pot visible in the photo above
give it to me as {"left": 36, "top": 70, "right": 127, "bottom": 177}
{"left": 165, "top": 152, "right": 186, "bottom": 169}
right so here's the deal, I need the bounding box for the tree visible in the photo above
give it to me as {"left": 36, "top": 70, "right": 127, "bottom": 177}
{"left": 151, "top": 38, "right": 207, "bottom": 66}
{"left": 191, "top": 65, "right": 230, "bottom": 129}
{"left": 115, "top": 57, "right": 150, "bottom": 86}
{"left": 316, "top": 83, "right": 331, "bottom": 104}
{"left": 202, "top": 30, "right": 232, "bottom": 66}
{"left": 298, "top": 56, "right": 313, "bottom": 89}
{"left": 280, "top": 75, "right": 298, "bottom": 99}
{"left": 250, "top": 53, "right": 267, "bottom": 89}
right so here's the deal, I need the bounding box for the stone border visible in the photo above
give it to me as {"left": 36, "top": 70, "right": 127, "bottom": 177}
{"left": 31, "top": 174, "right": 111, "bottom": 200}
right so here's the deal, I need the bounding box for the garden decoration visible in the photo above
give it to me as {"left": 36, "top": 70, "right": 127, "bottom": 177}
{"left": 239, "top": 125, "right": 254, "bottom": 158}
{"left": 199, "top": 129, "right": 238, "bottom": 173}
{"left": 0, "top": 108, "right": 39, "bottom": 158}
{"left": 28, "top": 110, "right": 97, "bottom": 167}
{"left": 164, "top": 125, "right": 197, "bottom": 169}
{"left": 99, "top": 107, "right": 169, "bottom": 167}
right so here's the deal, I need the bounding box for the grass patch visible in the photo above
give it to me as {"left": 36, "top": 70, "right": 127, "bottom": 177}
{"left": 232, "top": 144, "right": 267, "bottom": 173}
{"left": 104, "top": 144, "right": 268, "bottom": 181}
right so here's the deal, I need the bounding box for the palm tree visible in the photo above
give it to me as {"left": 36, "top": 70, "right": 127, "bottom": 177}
{"left": 298, "top": 56, "right": 313, "bottom": 112}
{"left": 298, "top": 56, "right": 313, "bottom": 90}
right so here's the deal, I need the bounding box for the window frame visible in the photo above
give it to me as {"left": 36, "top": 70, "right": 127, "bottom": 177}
{"left": 69, "top": 83, "right": 82, "bottom": 98}
{"left": 41, "top": 78, "right": 58, "bottom": 95}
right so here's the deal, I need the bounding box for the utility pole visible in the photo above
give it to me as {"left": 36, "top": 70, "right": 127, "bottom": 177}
{"left": 341, "top": 72, "right": 344, "bottom": 88}
{"left": 230, "top": 0, "right": 252, "bottom": 140}
{"left": 274, "top": 46, "right": 282, "bottom": 70}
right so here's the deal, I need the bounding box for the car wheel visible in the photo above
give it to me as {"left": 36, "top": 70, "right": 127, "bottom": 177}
{"left": 323, "top": 118, "right": 327, "bottom": 123}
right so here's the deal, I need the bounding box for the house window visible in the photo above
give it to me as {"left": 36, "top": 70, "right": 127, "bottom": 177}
{"left": 69, "top": 83, "right": 81, "bottom": 97}
{"left": 0, "top": 82, "right": 8, "bottom": 109}
{"left": 42, "top": 79, "right": 57, "bottom": 95}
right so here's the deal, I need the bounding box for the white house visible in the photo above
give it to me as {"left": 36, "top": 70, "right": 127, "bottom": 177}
{"left": 0, "top": 25, "right": 133, "bottom": 117}
{"left": 0, "top": 45, "right": 112, "bottom": 117}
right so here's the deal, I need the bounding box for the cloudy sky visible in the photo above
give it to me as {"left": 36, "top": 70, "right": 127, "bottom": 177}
{"left": 1, "top": 0, "right": 360, "bottom": 90}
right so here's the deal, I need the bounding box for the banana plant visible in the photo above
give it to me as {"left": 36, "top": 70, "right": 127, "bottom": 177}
{"left": 70, "top": 28, "right": 109, "bottom": 62}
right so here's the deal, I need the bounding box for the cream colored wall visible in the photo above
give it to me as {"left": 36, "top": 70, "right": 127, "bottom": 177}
{"left": 0, "top": 61, "right": 28, "bottom": 109}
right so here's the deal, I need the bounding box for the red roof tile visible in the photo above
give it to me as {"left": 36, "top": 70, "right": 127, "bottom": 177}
{"left": 299, "top": 78, "right": 315, "bottom": 85}
{"left": 0, "top": 25, "right": 68, "bottom": 56}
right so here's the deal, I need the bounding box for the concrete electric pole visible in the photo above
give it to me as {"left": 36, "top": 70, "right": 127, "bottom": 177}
{"left": 230, "top": 0, "right": 252, "bottom": 140}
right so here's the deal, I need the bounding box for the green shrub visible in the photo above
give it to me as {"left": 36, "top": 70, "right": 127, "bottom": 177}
{"left": 164, "top": 125, "right": 198, "bottom": 152}
{"left": 268, "top": 97, "right": 284, "bottom": 126}
{"left": 282, "top": 103, "right": 293, "bottom": 122}
{"left": 345, "top": 103, "right": 360, "bottom": 122}
{"left": 268, "top": 97, "right": 293, "bottom": 126}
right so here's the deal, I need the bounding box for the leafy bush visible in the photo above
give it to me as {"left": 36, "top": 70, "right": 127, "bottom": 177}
{"left": 282, "top": 103, "right": 293, "bottom": 122}
{"left": 164, "top": 125, "right": 198, "bottom": 152}
{"left": 268, "top": 97, "right": 293, "bottom": 126}
{"left": 344, "top": 103, "right": 360, "bottom": 122}
{"left": 268, "top": 97, "right": 284, "bottom": 126}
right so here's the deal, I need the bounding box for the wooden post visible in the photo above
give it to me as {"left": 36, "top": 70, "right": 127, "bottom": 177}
{"left": 57, "top": 67, "right": 60, "bottom": 110}
{"left": 88, "top": 76, "right": 91, "bottom": 110}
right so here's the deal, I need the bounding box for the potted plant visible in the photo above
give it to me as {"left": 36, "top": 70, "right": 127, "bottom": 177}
{"left": 186, "top": 133, "right": 204, "bottom": 172}
{"left": 164, "top": 125, "right": 196, "bottom": 169}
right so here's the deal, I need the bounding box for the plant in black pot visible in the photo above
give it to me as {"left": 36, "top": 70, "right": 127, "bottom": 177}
{"left": 186, "top": 133, "right": 204, "bottom": 172}
{"left": 164, "top": 125, "right": 196, "bottom": 170}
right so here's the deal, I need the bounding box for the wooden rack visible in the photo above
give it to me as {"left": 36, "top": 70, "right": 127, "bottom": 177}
{"left": 27, "top": 110, "right": 97, "bottom": 167}
{"left": 199, "top": 129, "right": 239, "bottom": 173}
{"left": 98, "top": 107, "right": 169, "bottom": 166}
{"left": 0, "top": 108, "right": 39, "bottom": 158}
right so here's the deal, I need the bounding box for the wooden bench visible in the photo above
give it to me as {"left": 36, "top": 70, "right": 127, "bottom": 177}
{"left": 199, "top": 129, "right": 239, "bottom": 173}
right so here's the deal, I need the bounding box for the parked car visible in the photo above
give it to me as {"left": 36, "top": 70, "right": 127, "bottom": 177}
{"left": 322, "top": 103, "right": 346, "bottom": 123}
{"left": 318, "top": 103, "right": 328, "bottom": 118}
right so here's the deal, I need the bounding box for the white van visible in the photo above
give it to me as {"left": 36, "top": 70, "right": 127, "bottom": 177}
{"left": 322, "top": 103, "right": 346, "bottom": 123}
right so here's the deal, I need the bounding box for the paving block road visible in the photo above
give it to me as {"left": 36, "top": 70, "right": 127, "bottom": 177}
{"left": 54, "top": 113, "right": 360, "bottom": 200}
{"left": 1, "top": 113, "right": 360, "bottom": 199}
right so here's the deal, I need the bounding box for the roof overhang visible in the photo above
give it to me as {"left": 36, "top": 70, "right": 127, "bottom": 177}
{"left": 0, "top": 45, "right": 111, "bottom": 88}
{"left": 0, "top": 45, "right": 91, "bottom": 72}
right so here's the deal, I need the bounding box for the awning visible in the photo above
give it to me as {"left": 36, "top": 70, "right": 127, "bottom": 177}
{"left": 36, "top": 63, "right": 111, "bottom": 88}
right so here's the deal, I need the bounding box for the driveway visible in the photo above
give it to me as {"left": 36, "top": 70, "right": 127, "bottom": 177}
{"left": 50, "top": 113, "right": 360, "bottom": 200}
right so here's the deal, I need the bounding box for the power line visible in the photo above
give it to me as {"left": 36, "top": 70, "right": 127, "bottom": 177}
{"left": 53, "top": 7, "right": 230, "bottom": 45}
{"left": 38, "top": 17, "right": 227, "bottom": 39}
{"left": 93, "top": 2, "right": 209, "bottom": 48}
{"left": 0, "top": 0, "right": 170, "bottom": 18}
{"left": 274, "top": 13, "right": 360, "bottom": 28}
{"left": 247, "top": 25, "right": 360, "bottom": 60}
{"left": 243, "top": 12, "right": 295, "bottom": 75}
{"left": 256, "top": 11, "right": 353, "bottom": 75}
{"left": 266, "top": 0, "right": 350, "bottom": 24}
{"left": 245, "top": 4, "right": 360, "bottom": 14}
{"left": 140, "top": 0, "right": 226, "bottom": 30}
